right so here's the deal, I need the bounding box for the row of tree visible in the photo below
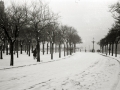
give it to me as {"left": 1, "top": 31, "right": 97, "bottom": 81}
{"left": 99, "top": 2, "right": 120, "bottom": 57}
{"left": 0, "top": 1, "right": 82, "bottom": 66}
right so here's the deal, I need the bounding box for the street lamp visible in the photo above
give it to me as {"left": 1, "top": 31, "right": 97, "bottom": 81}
{"left": 92, "top": 38, "right": 95, "bottom": 52}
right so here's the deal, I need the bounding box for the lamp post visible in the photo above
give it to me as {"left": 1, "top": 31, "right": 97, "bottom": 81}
{"left": 92, "top": 38, "right": 95, "bottom": 52}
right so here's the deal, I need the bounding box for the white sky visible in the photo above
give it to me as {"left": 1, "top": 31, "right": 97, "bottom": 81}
{"left": 3, "top": 0, "right": 119, "bottom": 50}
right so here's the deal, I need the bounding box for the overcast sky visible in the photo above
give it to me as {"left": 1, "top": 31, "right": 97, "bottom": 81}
{"left": 3, "top": 0, "right": 119, "bottom": 50}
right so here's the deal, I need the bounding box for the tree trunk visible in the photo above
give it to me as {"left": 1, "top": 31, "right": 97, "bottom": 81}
{"left": 70, "top": 43, "right": 72, "bottom": 55}
{"left": 50, "top": 43, "right": 51, "bottom": 54}
{"left": 0, "top": 45, "right": 3, "bottom": 59}
{"left": 51, "top": 42, "right": 53, "bottom": 59}
{"left": 28, "top": 42, "right": 30, "bottom": 56}
{"left": 64, "top": 43, "right": 65, "bottom": 56}
{"left": 67, "top": 42, "right": 68, "bottom": 55}
{"left": 53, "top": 43, "right": 54, "bottom": 53}
{"left": 111, "top": 43, "right": 114, "bottom": 56}
{"left": 72, "top": 44, "right": 74, "bottom": 53}
{"left": 43, "top": 43, "right": 44, "bottom": 55}
{"left": 106, "top": 44, "right": 108, "bottom": 55}
{"left": 47, "top": 43, "right": 48, "bottom": 54}
{"left": 102, "top": 46, "right": 103, "bottom": 53}
{"left": 20, "top": 44, "right": 22, "bottom": 54}
{"left": 59, "top": 43, "right": 61, "bottom": 58}
{"left": 105, "top": 45, "right": 106, "bottom": 55}
{"left": 0, "top": 50, "right": 3, "bottom": 59}
{"left": 10, "top": 41, "right": 14, "bottom": 66}
{"left": 103, "top": 46, "right": 105, "bottom": 54}
{"left": 109, "top": 44, "right": 111, "bottom": 55}
{"left": 17, "top": 40, "right": 19, "bottom": 58}
{"left": 55, "top": 44, "right": 57, "bottom": 53}
{"left": 115, "top": 43, "right": 118, "bottom": 57}
{"left": 37, "top": 41, "right": 40, "bottom": 62}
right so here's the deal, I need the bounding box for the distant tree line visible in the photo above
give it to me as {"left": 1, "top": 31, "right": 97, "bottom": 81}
{"left": 0, "top": 1, "right": 82, "bottom": 66}
{"left": 99, "top": 2, "right": 120, "bottom": 57}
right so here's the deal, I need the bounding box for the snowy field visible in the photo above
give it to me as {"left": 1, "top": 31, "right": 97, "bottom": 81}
{"left": 0, "top": 52, "right": 120, "bottom": 90}
{"left": 0, "top": 51, "right": 70, "bottom": 69}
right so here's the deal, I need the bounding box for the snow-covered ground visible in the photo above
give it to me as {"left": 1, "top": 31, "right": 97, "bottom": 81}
{"left": 0, "top": 51, "right": 69, "bottom": 69}
{"left": 0, "top": 51, "right": 120, "bottom": 90}
{"left": 100, "top": 53, "right": 120, "bottom": 90}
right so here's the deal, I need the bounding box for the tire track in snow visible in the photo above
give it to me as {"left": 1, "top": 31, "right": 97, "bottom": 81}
{"left": 23, "top": 79, "right": 52, "bottom": 90}
{"left": 33, "top": 56, "right": 118, "bottom": 90}
{"left": 0, "top": 75, "right": 27, "bottom": 83}
{"left": 0, "top": 53, "right": 78, "bottom": 90}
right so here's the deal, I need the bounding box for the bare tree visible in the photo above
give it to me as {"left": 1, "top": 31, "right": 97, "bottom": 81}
{"left": 0, "top": 3, "right": 28, "bottom": 66}
{"left": 29, "top": 1, "right": 57, "bottom": 62}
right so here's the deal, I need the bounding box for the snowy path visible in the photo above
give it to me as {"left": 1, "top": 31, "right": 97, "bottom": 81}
{"left": 0, "top": 52, "right": 120, "bottom": 90}
{"left": 31, "top": 54, "right": 120, "bottom": 90}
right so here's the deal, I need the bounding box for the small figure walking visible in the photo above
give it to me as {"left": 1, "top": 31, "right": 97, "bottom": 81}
{"left": 33, "top": 48, "right": 37, "bottom": 59}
